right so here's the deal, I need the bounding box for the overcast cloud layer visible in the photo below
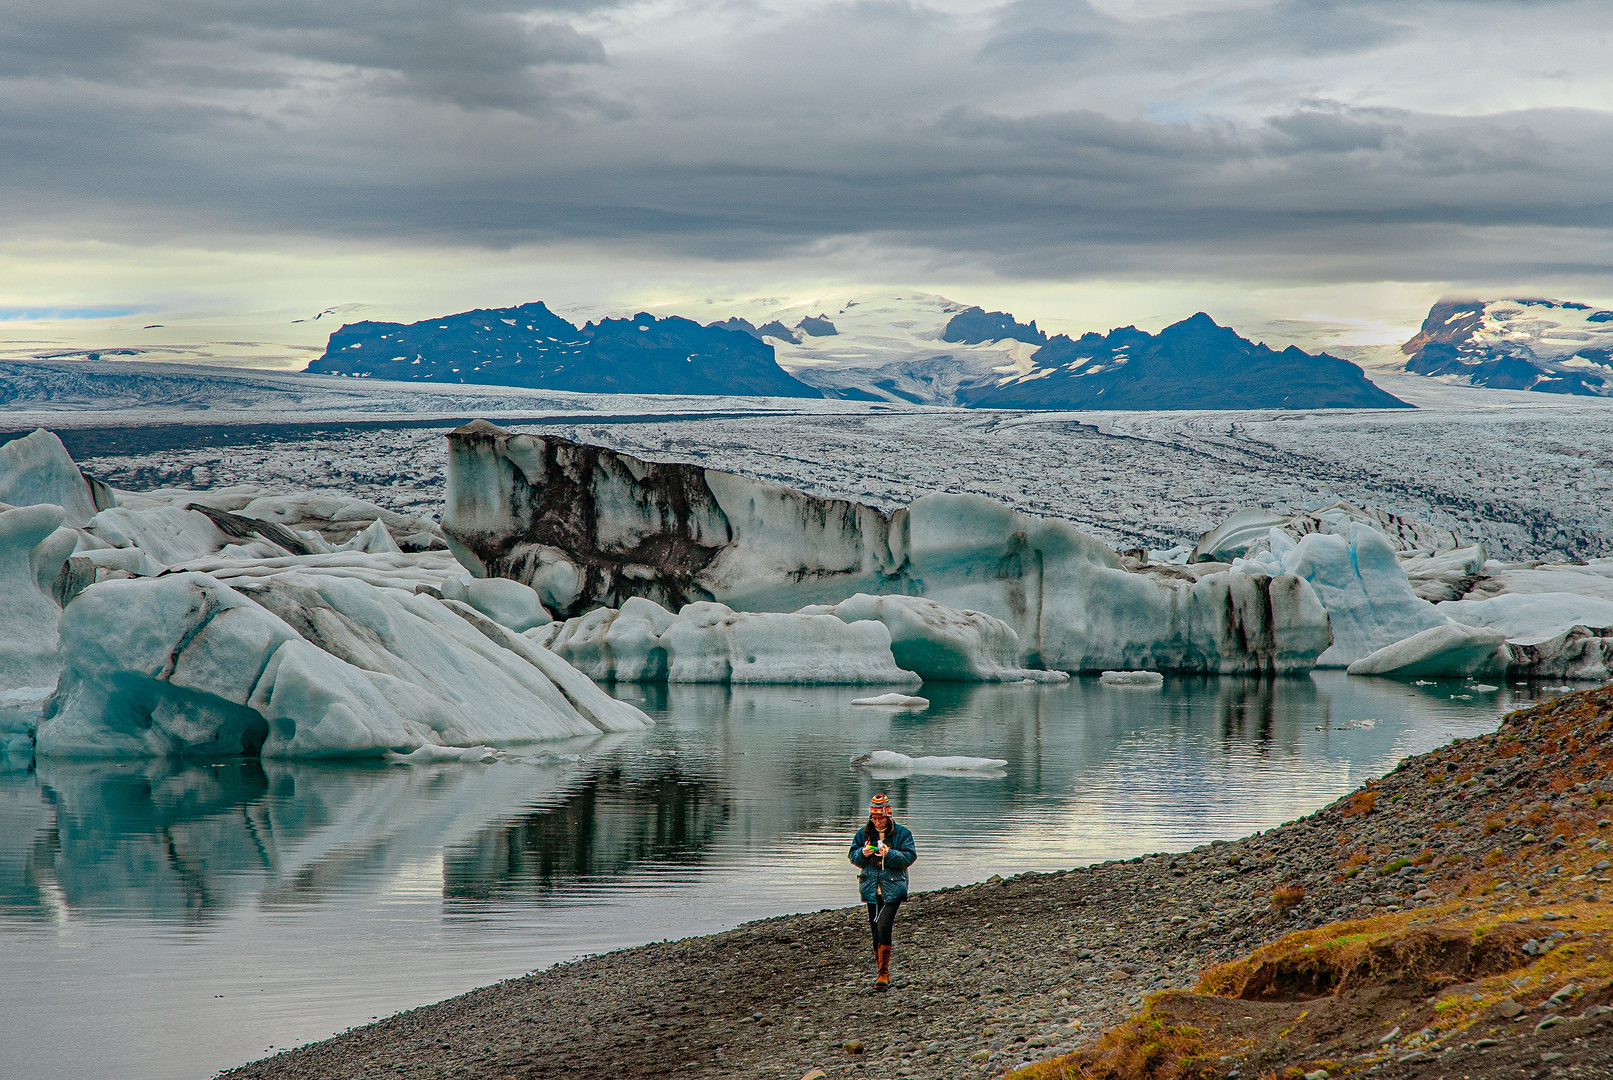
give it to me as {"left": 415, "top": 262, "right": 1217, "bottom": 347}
{"left": 2, "top": 0, "right": 1611, "bottom": 287}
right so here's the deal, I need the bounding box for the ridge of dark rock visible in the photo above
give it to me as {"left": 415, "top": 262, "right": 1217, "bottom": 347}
{"left": 941, "top": 307, "right": 1048, "bottom": 346}
{"left": 306, "top": 302, "right": 822, "bottom": 399}
{"left": 964, "top": 312, "right": 1411, "bottom": 411}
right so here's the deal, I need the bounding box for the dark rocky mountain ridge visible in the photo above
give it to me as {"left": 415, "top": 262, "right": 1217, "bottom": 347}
{"left": 306, "top": 302, "right": 821, "bottom": 398}
{"left": 964, "top": 312, "right": 1411, "bottom": 410}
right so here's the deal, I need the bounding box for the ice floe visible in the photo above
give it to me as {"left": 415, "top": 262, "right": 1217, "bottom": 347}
{"left": 850, "top": 750, "right": 1008, "bottom": 775}
{"left": 1345, "top": 623, "right": 1511, "bottom": 679}
{"left": 1099, "top": 670, "right": 1165, "bottom": 688}
{"left": 850, "top": 693, "right": 930, "bottom": 708}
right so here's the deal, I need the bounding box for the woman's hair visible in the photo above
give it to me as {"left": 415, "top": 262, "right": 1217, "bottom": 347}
{"left": 862, "top": 813, "right": 894, "bottom": 849}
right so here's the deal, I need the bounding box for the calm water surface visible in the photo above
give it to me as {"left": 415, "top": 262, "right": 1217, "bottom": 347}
{"left": 0, "top": 674, "right": 1548, "bottom": 1079}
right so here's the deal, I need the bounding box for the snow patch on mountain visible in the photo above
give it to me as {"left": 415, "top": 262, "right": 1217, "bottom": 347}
{"left": 1401, "top": 298, "right": 1613, "bottom": 396}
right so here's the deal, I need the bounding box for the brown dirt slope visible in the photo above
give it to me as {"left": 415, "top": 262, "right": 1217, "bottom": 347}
{"left": 1014, "top": 684, "right": 1613, "bottom": 1080}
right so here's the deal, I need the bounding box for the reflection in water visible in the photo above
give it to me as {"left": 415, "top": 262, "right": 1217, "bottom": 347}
{"left": 0, "top": 674, "right": 1542, "bottom": 931}
{"left": 0, "top": 673, "right": 1542, "bottom": 1080}
{"left": 446, "top": 764, "right": 730, "bottom": 901}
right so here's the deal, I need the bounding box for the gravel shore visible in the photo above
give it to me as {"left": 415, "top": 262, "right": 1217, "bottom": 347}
{"left": 221, "top": 686, "right": 1613, "bottom": 1080}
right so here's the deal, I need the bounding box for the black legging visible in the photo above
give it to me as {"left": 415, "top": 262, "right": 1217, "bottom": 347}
{"left": 866, "top": 897, "right": 902, "bottom": 949}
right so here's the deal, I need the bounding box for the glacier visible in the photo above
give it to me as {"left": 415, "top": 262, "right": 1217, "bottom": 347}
{"left": 445, "top": 421, "right": 1334, "bottom": 675}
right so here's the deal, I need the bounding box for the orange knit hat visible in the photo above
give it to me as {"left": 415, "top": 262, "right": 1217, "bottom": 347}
{"left": 869, "top": 793, "right": 891, "bottom": 812}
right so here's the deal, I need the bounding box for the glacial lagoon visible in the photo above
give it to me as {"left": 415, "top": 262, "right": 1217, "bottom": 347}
{"left": 0, "top": 673, "right": 1550, "bottom": 1079}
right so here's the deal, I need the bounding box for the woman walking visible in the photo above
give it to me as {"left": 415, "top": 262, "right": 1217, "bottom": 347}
{"left": 848, "top": 793, "right": 916, "bottom": 988}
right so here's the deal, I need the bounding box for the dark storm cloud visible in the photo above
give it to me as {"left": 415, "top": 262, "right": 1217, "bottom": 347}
{"left": 0, "top": 0, "right": 1608, "bottom": 283}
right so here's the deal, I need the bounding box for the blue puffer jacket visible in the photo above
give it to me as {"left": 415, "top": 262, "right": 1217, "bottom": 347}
{"left": 849, "top": 823, "right": 917, "bottom": 904}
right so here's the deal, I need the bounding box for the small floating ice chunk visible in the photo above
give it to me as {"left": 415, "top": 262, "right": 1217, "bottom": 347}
{"left": 1341, "top": 718, "right": 1379, "bottom": 729}
{"left": 1099, "top": 670, "right": 1164, "bottom": 688}
{"left": 851, "top": 693, "right": 930, "bottom": 709}
{"left": 1471, "top": 683, "right": 1499, "bottom": 692}
{"left": 850, "top": 750, "right": 1007, "bottom": 774}
{"left": 384, "top": 744, "right": 498, "bottom": 764}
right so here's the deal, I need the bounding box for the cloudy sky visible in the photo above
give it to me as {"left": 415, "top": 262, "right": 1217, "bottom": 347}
{"left": 2, "top": 0, "right": 1610, "bottom": 363}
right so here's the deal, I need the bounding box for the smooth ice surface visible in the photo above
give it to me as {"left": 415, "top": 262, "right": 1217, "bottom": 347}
{"left": 1440, "top": 592, "right": 1613, "bottom": 643}
{"left": 442, "top": 576, "right": 553, "bottom": 634}
{"left": 0, "top": 429, "right": 101, "bottom": 525}
{"left": 1235, "top": 525, "right": 1445, "bottom": 667}
{"left": 1345, "top": 623, "right": 1511, "bottom": 678}
{"left": 661, "top": 602, "right": 920, "bottom": 686}
{"left": 850, "top": 693, "right": 930, "bottom": 708}
{"left": 0, "top": 673, "right": 1538, "bottom": 1080}
{"left": 829, "top": 593, "right": 1064, "bottom": 682}
{"left": 86, "top": 504, "right": 228, "bottom": 563}
{"left": 1466, "top": 563, "right": 1613, "bottom": 603}
{"left": 36, "top": 572, "right": 650, "bottom": 759}
{"left": 0, "top": 503, "right": 70, "bottom": 689}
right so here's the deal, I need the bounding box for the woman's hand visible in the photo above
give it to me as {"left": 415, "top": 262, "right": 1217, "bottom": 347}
{"left": 877, "top": 841, "right": 890, "bottom": 858}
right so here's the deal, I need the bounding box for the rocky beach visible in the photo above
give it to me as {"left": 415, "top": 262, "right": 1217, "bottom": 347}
{"left": 220, "top": 686, "right": 1613, "bottom": 1080}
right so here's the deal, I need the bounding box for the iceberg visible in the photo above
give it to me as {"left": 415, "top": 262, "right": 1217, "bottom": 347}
{"left": 35, "top": 571, "right": 650, "bottom": 760}
{"left": 1401, "top": 545, "right": 1488, "bottom": 602}
{"left": 661, "top": 602, "right": 920, "bottom": 686}
{"left": 1344, "top": 624, "right": 1511, "bottom": 679}
{"left": 0, "top": 503, "right": 75, "bottom": 688}
{"left": 236, "top": 493, "right": 442, "bottom": 549}
{"left": 0, "top": 429, "right": 113, "bottom": 526}
{"left": 445, "top": 422, "right": 1332, "bottom": 675}
{"left": 827, "top": 593, "right": 1066, "bottom": 682}
{"left": 1439, "top": 592, "right": 1613, "bottom": 643}
{"left": 549, "top": 597, "right": 675, "bottom": 683}
{"left": 850, "top": 750, "right": 1007, "bottom": 775}
{"left": 86, "top": 505, "right": 230, "bottom": 564}
{"left": 1192, "top": 509, "right": 1289, "bottom": 563}
{"left": 440, "top": 574, "right": 553, "bottom": 633}
{"left": 1507, "top": 626, "right": 1613, "bottom": 682}
{"left": 1234, "top": 524, "right": 1445, "bottom": 667}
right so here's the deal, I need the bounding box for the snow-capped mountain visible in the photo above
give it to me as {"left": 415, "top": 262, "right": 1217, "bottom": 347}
{"left": 302, "top": 291, "right": 1405, "bottom": 410}
{"left": 750, "top": 292, "right": 1041, "bottom": 405}
{"left": 305, "top": 302, "right": 820, "bottom": 398}
{"left": 965, "top": 312, "right": 1411, "bottom": 410}
{"left": 1401, "top": 298, "right": 1613, "bottom": 396}
{"left": 725, "top": 293, "right": 1404, "bottom": 410}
